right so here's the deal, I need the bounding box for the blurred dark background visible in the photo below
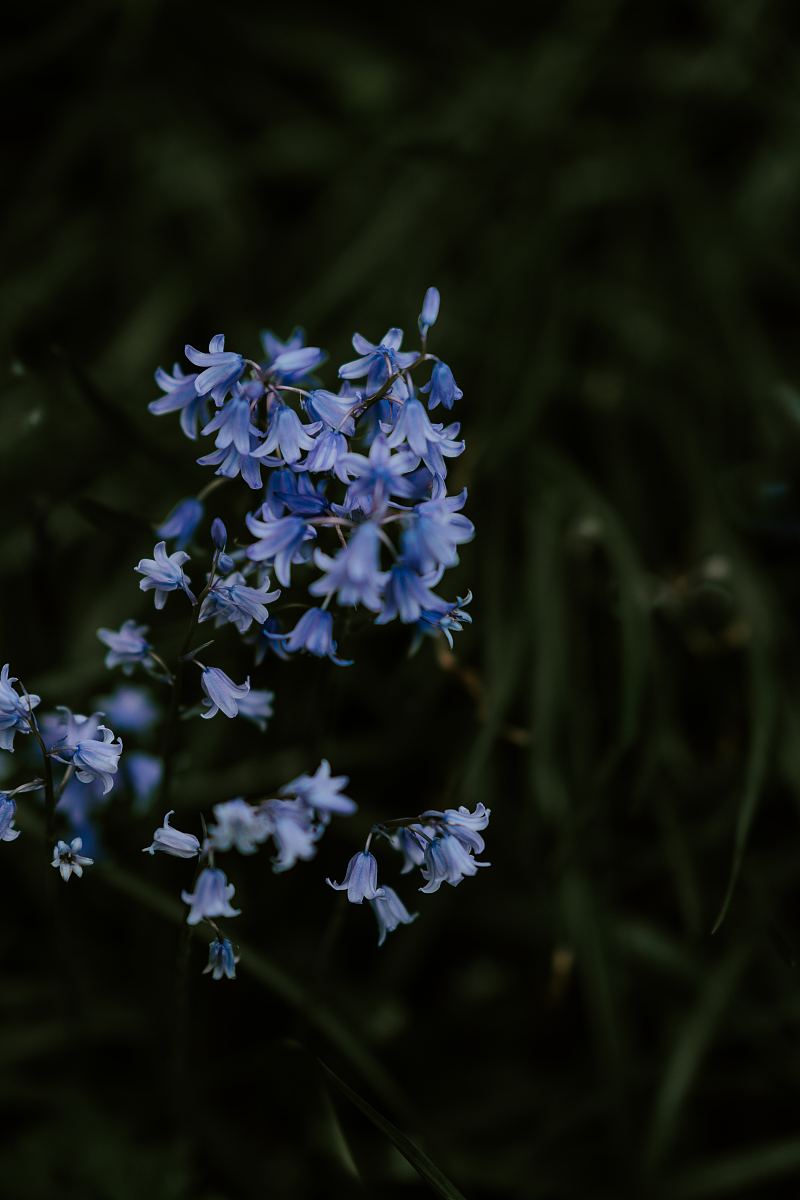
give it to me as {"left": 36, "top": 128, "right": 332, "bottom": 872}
{"left": 5, "top": 2, "right": 800, "bottom": 1197}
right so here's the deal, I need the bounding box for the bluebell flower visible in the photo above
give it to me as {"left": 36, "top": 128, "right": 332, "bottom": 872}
{"left": 301, "top": 428, "right": 351, "bottom": 481}
{"left": 0, "top": 796, "right": 21, "bottom": 842}
{"left": 260, "top": 328, "right": 327, "bottom": 383}
{"left": 0, "top": 664, "right": 38, "bottom": 752}
{"left": 281, "top": 759, "right": 356, "bottom": 817}
{"left": 265, "top": 469, "right": 330, "bottom": 519}
{"left": 304, "top": 389, "right": 356, "bottom": 435}
{"left": 420, "top": 361, "right": 463, "bottom": 411}
{"left": 200, "top": 667, "right": 250, "bottom": 720}
{"left": 260, "top": 798, "right": 321, "bottom": 872}
{"left": 204, "top": 937, "right": 239, "bottom": 981}
{"left": 156, "top": 497, "right": 205, "bottom": 550}
{"left": 197, "top": 437, "right": 265, "bottom": 490}
{"left": 135, "top": 541, "right": 195, "bottom": 610}
{"left": 309, "top": 521, "right": 387, "bottom": 611}
{"left": 371, "top": 886, "right": 418, "bottom": 946}
{"left": 419, "top": 831, "right": 490, "bottom": 893}
{"left": 143, "top": 810, "right": 200, "bottom": 858}
{"left": 245, "top": 508, "right": 316, "bottom": 586}
{"left": 97, "top": 621, "right": 153, "bottom": 674}
{"left": 53, "top": 715, "right": 123, "bottom": 795}
{"left": 185, "top": 334, "right": 245, "bottom": 404}
{"left": 376, "top": 561, "right": 451, "bottom": 625}
{"left": 182, "top": 867, "right": 241, "bottom": 925}
{"left": 418, "top": 287, "right": 440, "bottom": 338}
{"left": 339, "top": 434, "right": 420, "bottom": 515}
{"left": 420, "top": 802, "right": 491, "bottom": 854}
{"left": 149, "top": 363, "right": 208, "bottom": 440}
{"left": 338, "top": 328, "right": 417, "bottom": 391}
{"left": 211, "top": 517, "right": 227, "bottom": 549}
{"left": 94, "top": 685, "right": 159, "bottom": 734}
{"left": 402, "top": 490, "right": 474, "bottom": 573}
{"left": 124, "top": 751, "right": 163, "bottom": 812}
{"left": 327, "top": 850, "right": 384, "bottom": 903}
{"left": 51, "top": 837, "right": 93, "bottom": 881}
{"left": 383, "top": 396, "right": 464, "bottom": 478}
{"left": 199, "top": 571, "right": 281, "bottom": 633}
{"left": 252, "top": 401, "right": 322, "bottom": 466}
{"left": 209, "top": 798, "right": 271, "bottom": 855}
{"left": 201, "top": 388, "right": 260, "bottom": 454}
{"left": 416, "top": 592, "right": 473, "bottom": 649}
{"left": 235, "top": 688, "right": 275, "bottom": 731}
{"left": 270, "top": 607, "right": 352, "bottom": 666}
{"left": 392, "top": 827, "right": 427, "bottom": 874}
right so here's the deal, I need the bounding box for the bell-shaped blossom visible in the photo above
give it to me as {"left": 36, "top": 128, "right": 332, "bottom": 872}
{"left": 301, "top": 428, "right": 350, "bottom": 481}
{"left": 149, "top": 363, "right": 209, "bottom": 439}
{"left": 261, "top": 798, "right": 321, "bottom": 872}
{"left": 416, "top": 592, "right": 473, "bottom": 649}
{"left": 97, "top": 621, "right": 153, "bottom": 674}
{"left": 209, "top": 798, "right": 271, "bottom": 855}
{"left": 204, "top": 937, "right": 239, "bottom": 981}
{"left": 375, "top": 561, "right": 451, "bottom": 625}
{"left": 418, "top": 287, "right": 440, "bottom": 338}
{"left": 245, "top": 508, "right": 316, "bottom": 586}
{"left": 197, "top": 436, "right": 266, "bottom": 490}
{"left": 421, "top": 802, "right": 491, "bottom": 854}
{"left": 383, "top": 396, "right": 464, "bottom": 478}
{"left": 252, "top": 401, "right": 321, "bottom": 465}
{"left": 340, "top": 434, "right": 420, "bottom": 515}
{"left": 200, "top": 571, "right": 281, "bottom": 633}
{"left": 338, "top": 328, "right": 417, "bottom": 390}
{"left": 70, "top": 727, "right": 123, "bottom": 795}
{"left": 235, "top": 688, "right": 275, "bottom": 731}
{"left": 420, "top": 360, "right": 463, "bottom": 411}
{"left": 271, "top": 607, "right": 352, "bottom": 666}
{"left": 260, "top": 328, "right": 326, "bottom": 383}
{"left": 309, "top": 521, "right": 387, "bottom": 611}
{"left": 265, "top": 469, "right": 330, "bottom": 519}
{"left": 419, "top": 831, "right": 490, "bottom": 893}
{"left": 0, "top": 796, "right": 21, "bottom": 842}
{"left": 182, "top": 867, "right": 241, "bottom": 925}
{"left": 135, "top": 542, "right": 195, "bottom": 610}
{"left": 52, "top": 837, "right": 93, "bottom": 881}
{"left": 371, "top": 886, "right": 418, "bottom": 946}
{"left": 304, "top": 389, "right": 356, "bottom": 435}
{"left": 200, "top": 667, "right": 250, "bottom": 720}
{"left": 282, "top": 759, "right": 356, "bottom": 817}
{"left": 201, "top": 389, "right": 260, "bottom": 454}
{"left": 185, "top": 334, "right": 245, "bottom": 404}
{"left": 392, "top": 827, "right": 427, "bottom": 874}
{"left": 327, "top": 850, "right": 384, "bottom": 903}
{"left": 156, "top": 497, "right": 205, "bottom": 550}
{"left": 402, "top": 490, "right": 474, "bottom": 573}
{"left": 144, "top": 810, "right": 201, "bottom": 858}
{"left": 0, "top": 664, "right": 38, "bottom": 752}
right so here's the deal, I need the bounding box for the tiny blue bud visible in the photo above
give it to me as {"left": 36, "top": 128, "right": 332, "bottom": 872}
{"left": 211, "top": 518, "right": 227, "bottom": 550}
{"left": 418, "top": 286, "right": 440, "bottom": 337}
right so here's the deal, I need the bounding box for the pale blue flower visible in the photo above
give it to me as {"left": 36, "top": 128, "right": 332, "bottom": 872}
{"left": 52, "top": 711, "right": 123, "bottom": 795}
{"left": 420, "top": 361, "right": 463, "bottom": 411}
{"left": 197, "top": 437, "right": 266, "bottom": 490}
{"left": 327, "top": 850, "right": 384, "bottom": 903}
{"left": 149, "top": 363, "right": 208, "bottom": 439}
{"left": 143, "top": 810, "right": 200, "bottom": 858}
{"left": 371, "top": 886, "right": 418, "bottom": 946}
{"left": 51, "top": 837, "right": 93, "bottom": 881}
{"left": 282, "top": 759, "right": 356, "bottom": 817}
{"left": 135, "top": 541, "right": 194, "bottom": 610}
{"left": 200, "top": 667, "right": 250, "bottom": 720}
{"left": 97, "top": 621, "right": 153, "bottom": 674}
{"left": 261, "top": 798, "right": 321, "bottom": 872}
{"left": 418, "top": 287, "right": 440, "bottom": 338}
{"left": 402, "top": 490, "right": 474, "bottom": 573}
{"left": 185, "top": 334, "right": 245, "bottom": 404}
{"left": 301, "top": 428, "right": 351, "bottom": 480}
{"left": 309, "top": 521, "right": 387, "bottom": 611}
{"left": 182, "top": 867, "right": 241, "bottom": 925}
{"left": 392, "top": 827, "right": 426, "bottom": 874}
{"left": 0, "top": 664, "right": 38, "bottom": 752}
{"left": 271, "top": 607, "right": 352, "bottom": 666}
{"left": 200, "top": 571, "right": 281, "bottom": 633}
{"left": 375, "top": 562, "right": 450, "bottom": 625}
{"left": 340, "top": 434, "right": 420, "bottom": 515}
{"left": 338, "top": 328, "right": 417, "bottom": 390}
{"left": 419, "top": 831, "right": 490, "bottom": 893}
{"left": 383, "top": 396, "right": 464, "bottom": 477}
{"left": 252, "top": 401, "right": 321, "bottom": 465}
{"left": 209, "top": 799, "right": 271, "bottom": 855}
{"left": 260, "top": 328, "right": 326, "bottom": 383}
{"left": 204, "top": 937, "right": 239, "bottom": 981}
{"left": 304, "top": 389, "right": 356, "bottom": 435}
{"left": 201, "top": 389, "right": 260, "bottom": 454}
{"left": 156, "top": 497, "right": 205, "bottom": 550}
{"left": 416, "top": 592, "right": 473, "bottom": 649}
{"left": 245, "top": 509, "right": 316, "bottom": 586}
{"left": 0, "top": 796, "right": 20, "bottom": 842}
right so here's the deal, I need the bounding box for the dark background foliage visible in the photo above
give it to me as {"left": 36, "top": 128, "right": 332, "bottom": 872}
{"left": 4, "top": 2, "right": 800, "bottom": 1197}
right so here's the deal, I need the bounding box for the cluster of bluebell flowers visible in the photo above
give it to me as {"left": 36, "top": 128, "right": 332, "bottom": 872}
{"left": 1, "top": 290, "right": 486, "bottom": 980}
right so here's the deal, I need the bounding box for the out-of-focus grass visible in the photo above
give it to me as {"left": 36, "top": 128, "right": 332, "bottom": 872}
{"left": 5, "top": 3, "right": 800, "bottom": 1197}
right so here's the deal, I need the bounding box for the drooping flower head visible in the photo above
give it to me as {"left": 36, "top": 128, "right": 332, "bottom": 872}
{"left": 204, "top": 937, "right": 239, "bottom": 981}
{"left": 143, "top": 811, "right": 201, "bottom": 858}
{"left": 327, "top": 850, "right": 384, "bottom": 904}
{"left": 370, "top": 886, "right": 418, "bottom": 946}
{"left": 96, "top": 621, "right": 153, "bottom": 674}
{"left": 135, "top": 542, "right": 195, "bottom": 610}
{"left": 182, "top": 867, "right": 241, "bottom": 925}
{"left": 199, "top": 667, "right": 250, "bottom": 720}
{"left": 0, "top": 664, "right": 38, "bottom": 752}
